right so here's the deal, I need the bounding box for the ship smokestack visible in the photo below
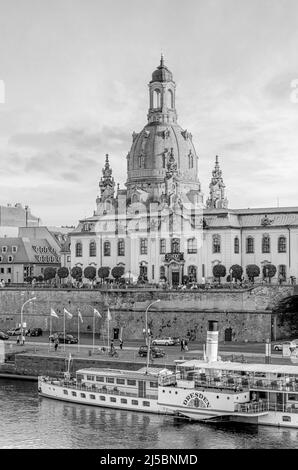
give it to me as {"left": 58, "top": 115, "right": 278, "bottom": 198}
{"left": 206, "top": 320, "right": 218, "bottom": 362}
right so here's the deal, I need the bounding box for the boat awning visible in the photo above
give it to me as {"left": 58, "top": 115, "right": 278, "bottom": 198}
{"left": 177, "top": 360, "right": 298, "bottom": 375}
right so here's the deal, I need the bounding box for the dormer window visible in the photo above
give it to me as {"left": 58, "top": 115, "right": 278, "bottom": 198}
{"left": 12, "top": 246, "right": 17, "bottom": 253}
{"left": 2, "top": 246, "right": 7, "bottom": 253}
{"left": 8, "top": 255, "right": 13, "bottom": 263}
{"left": 0, "top": 256, "right": 2, "bottom": 262}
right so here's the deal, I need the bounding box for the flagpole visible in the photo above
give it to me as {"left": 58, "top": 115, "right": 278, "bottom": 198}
{"left": 49, "top": 314, "right": 52, "bottom": 351}
{"left": 63, "top": 309, "right": 66, "bottom": 353}
{"left": 107, "top": 312, "right": 110, "bottom": 351}
{"left": 93, "top": 311, "right": 95, "bottom": 353}
{"left": 77, "top": 309, "right": 80, "bottom": 354}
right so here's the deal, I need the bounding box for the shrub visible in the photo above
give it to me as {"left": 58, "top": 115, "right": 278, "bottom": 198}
{"left": 246, "top": 264, "right": 260, "bottom": 282}
{"left": 111, "top": 266, "right": 125, "bottom": 280}
{"left": 98, "top": 266, "right": 110, "bottom": 281}
{"left": 84, "top": 266, "right": 97, "bottom": 281}
{"left": 212, "top": 264, "right": 226, "bottom": 283}
{"left": 262, "top": 264, "right": 277, "bottom": 282}
{"left": 44, "top": 267, "right": 57, "bottom": 282}
{"left": 71, "top": 266, "right": 82, "bottom": 281}
{"left": 57, "top": 267, "right": 69, "bottom": 280}
{"left": 230, "top": 264, "right": 243, "bottom": 280}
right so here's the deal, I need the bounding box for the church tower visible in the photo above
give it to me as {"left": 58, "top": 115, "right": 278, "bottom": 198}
{"left": 126, "top": 56, "right": 202, "bottom": 206}
{"left": 206, "top": 156, "right": 228, "bottom": 209}
{"left": 95, "top": 154, "right": 115, "bottom": 215}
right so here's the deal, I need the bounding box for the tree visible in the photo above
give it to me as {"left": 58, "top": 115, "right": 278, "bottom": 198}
{"left": 44, "top": 267, "right": 56, "bottom": 282}
{"left": 57, "top": 267, "right": 69, "bottom": 283}
{"left": 263, "top": 264, "right": 277, "bottom": 283}
{"left": 111, "top": 266, "right": 125, "bottom": 280}
{"left": 98, "top": 266, "right": 110, "bottom": 282}
{"left": 246, "top": 264, "right": 260, "bottom": 283}
{"left": 37, "top": 275, "right": 44, "bottom": 282}
{"left": 212, "top": 264, "right": 226, "bottom": 283}
{"left": 71, "top": 266, "right": 82, "bottom": 281}
{"left": 84, "top": 266, "right": 97, "bottom": 281}
{"left": 230, "top": 264, "right": 243, "bottom": 281}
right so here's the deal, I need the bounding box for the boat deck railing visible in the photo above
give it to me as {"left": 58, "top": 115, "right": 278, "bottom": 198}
{"left": 235, "top": 401, "right": 298, "bottom": 415}
{"left": 235, "top": 401, "right": 269, "bottom": 414}
{"left": 180, "top": 373, "right": 298, "bottom": 393}
{"left": 42, "top": 378, "right": 157, "bottom": 400}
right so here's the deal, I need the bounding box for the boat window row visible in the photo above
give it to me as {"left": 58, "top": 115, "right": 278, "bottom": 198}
{"left": 63, "top": 389, "right": 150, "bottom": 407}
{"left": 82, "top": 375, "right": 158, "bottom": 388}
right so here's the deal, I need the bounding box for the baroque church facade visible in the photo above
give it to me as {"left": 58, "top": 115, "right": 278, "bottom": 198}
{"left": 70, "top": 58, "right": 298, "bottom": 285}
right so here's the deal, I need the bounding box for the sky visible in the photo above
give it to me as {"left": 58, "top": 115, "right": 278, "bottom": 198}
{"left": 0, "top": 0, "right": 298, "bottom": 226}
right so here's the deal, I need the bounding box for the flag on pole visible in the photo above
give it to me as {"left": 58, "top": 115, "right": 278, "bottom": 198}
{"left": 78, "top": 310, "right": 83, "bottom": 323}
{"left": 94, "top": 308, "right": 102, "bottom": 318}
{"left": 64, "top": 308, "right": 73, "bottom": 319}
{"left": 50, "top": 308, "right": 59, "bottom": 318}
{"left": 107, "top": 308, "right": 112, "bottom": 321}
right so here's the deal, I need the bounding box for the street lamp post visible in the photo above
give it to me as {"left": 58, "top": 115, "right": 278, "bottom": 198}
{"left": 20, "top": 297, "right": 36, "bottom": 343}
{"left": 145, "top": 299, "right": 160, "bottom": 374}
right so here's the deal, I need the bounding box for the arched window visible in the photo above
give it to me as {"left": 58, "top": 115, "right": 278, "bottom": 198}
{"left": 103, "top": 241, "right": 111, "bottom": 257}
{"left": 140, "top": 238, "right": 148, "bottom": 255}
{"left": 212, "top": 235, "right": 221, "bottom": 254}
{"left": 187, "top": 238, "right": 197, "bottom": 254}
{"left": 188, "top": 265, "right": 197, "bottom": 282}
{"left": 234, "top": 237, "right": 239, "bottom": 254}
{"left": 162, "top": 153, "right": 166, "bottom": 168}
{"left": 140, "top": 264, "right": 148, "bottom": 278}
{"left": 171, "top": 238, "right": 180, "bottom": 253}
{"left": 246, "top": 237, "right": 254, "bottom": 254}
{"left": 89, "top": 241, "right": 96, "bottom": 257}
{"left": 188, "top": 152, "right": 194, "bottom": 169}
{"left": 75, "top": 242, "right": 82, "bottom": 257}
{"left": 138, "top": 155, "right": 145, "bottom": 168}
{"left": 278, "top": 236, "right": 286, "bottom": 253}
{"left": 153, "top": 89, "right": 161, "bottom": 108}
{"left": 168, "top": 89, "right": 174, "bottom": 109}
{"left": 262, "top": 234, "right": 270, "bottom": 253}
{"left": 278, "top": 265, "right": 286, "bottom": 280}
{"left": 118, "top": 239, "right": 125, "bottom": 256}
{"left": 160, "top": 266, "right": 166, "bottom": 279}
{"left": 160, "top": 239, "right": 166, "bottom": 254}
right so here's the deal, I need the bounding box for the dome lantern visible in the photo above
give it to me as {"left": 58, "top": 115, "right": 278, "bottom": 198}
{"left": 148, "top": 55, "right": 177, "bottom": 125}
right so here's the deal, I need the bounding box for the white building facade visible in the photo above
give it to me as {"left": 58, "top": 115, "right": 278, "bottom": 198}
{"left": 70, "top": 58, "right": 298, "bottom": 285}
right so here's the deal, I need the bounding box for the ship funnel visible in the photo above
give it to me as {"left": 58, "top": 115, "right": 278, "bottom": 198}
{"left": 206, "top": 320, "right": 219, "bottom": 362}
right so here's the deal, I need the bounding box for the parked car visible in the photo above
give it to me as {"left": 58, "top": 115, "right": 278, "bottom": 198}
{"left": 49, "top": 333, "right": 78, "bottom": 344}
{"left": 28, "top": 328, "right": 43, "bottom": 337}
{"left": 138, "top": 345, "right": 165, "bottom": 358}
{"left": 151, "top": 337, "right": 175, "bottom": 346}
{"left": 7, "top": 327, "right": 29, "bottom": 336}
{"left": 0, "top": 331, "right": 9, "bottom": 340}
{"left": 273, "top": 341, "right": 297, "bottom": 351}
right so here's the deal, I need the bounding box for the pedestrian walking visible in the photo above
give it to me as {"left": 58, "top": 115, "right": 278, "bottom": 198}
{"left": 119, "top": 339, "right": 123, "bottom": 350}
{"left": 180, "top": 339, "right": 184, "bottom": 351}
{"left": 16, "top": 335, "right": 20, "bottom": 345}
{"left": 54, "top": 339, "right": 59, "bottom": 352}
{"left": 21, "top": 334, "right": 25, "bottom": 346}
{"left": 110, "top": 340, "right": 114, "bottom": 354}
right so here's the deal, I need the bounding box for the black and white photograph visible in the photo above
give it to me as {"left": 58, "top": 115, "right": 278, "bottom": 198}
{"left": 0, "top": 0, "right": 298, "bottom": 454}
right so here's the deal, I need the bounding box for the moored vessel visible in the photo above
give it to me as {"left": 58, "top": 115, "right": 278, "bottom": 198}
{"left": 38, "top": 321, "right": 298, "bottom": 428}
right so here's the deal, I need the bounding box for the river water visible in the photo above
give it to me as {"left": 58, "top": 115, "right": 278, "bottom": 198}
{"left": 0, "top": 379, "right": 298, "bottom": 449}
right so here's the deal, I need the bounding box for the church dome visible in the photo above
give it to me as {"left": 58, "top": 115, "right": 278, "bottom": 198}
{"left": 125, "top": 57, "right": 202, "bottom": 203}
{"left": 126, "top": 122, "right": 200, "bottom": 192}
